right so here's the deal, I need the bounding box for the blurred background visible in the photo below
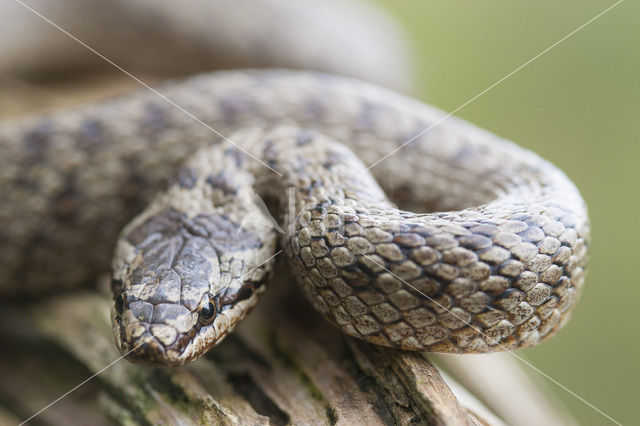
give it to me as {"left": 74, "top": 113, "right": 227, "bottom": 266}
{"left": 375, "top": 1, "right": 637, "bottom": 424}
{"left": 0, "top": 1, "right": 637, "bottom": 424}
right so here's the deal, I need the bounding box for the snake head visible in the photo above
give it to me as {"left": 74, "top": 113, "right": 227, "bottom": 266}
{"left": 110, "top": 207, "right": 274, "bottom": 366}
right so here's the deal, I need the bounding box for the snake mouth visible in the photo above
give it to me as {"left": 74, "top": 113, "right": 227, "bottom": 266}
{"left": 112, "top": 287, "right": 267, "bottom": 365}
{"left": 116, "top": 323, "right": 202, "bottom": 367}
{"left": 120, "top": 329, "right": 171, "bottom": 366}
{"left": 111, "top": 300, "right": 203, "bottom": 366}
{"left": 112, "top": 297, "right": 237, "bottom": 366}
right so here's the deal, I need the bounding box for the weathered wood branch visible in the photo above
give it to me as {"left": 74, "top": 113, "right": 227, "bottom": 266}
{"left": 0, "top": 274, "right": 511, "bottom": 425}
{"left": 436, "top": 353, "right": 577, "bottom": 426}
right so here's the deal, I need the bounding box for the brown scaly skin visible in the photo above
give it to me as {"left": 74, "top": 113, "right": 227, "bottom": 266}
{"left": 112, "top": 126, "right": 588, "bottom": 365}
{"left": 0, "top": 70, "right": 589, "bottom": 364}
{"left": 0, "top": 0, "right": 589, "bottom": 368}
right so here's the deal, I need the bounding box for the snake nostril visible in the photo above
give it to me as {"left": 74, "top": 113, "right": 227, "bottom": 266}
{"left": 115, "top": 293, "right": 125, "bottom": 316}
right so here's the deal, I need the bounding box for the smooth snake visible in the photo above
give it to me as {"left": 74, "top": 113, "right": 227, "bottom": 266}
{"left": 0, "top": 1, "right": 589, "bottom": 366}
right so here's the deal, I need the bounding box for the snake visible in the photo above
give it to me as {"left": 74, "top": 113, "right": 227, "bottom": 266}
{"left": 0, "top": 2, "right": 589, "bottom": 367}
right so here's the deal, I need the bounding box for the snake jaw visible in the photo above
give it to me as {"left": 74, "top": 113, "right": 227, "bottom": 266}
{"left": 111, "top": 285, "right": 265, "bottom": 366}
{"left": 112, "top": 296, "right": 207, "bottom": 366}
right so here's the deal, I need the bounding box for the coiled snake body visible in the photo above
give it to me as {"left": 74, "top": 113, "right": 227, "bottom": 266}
{"left": 0, "top": 4, "right": 588, "bottom": 366}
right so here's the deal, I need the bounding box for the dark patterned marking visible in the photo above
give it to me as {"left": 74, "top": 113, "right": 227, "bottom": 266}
{"left": 458, "top": 234, "right": 493, "bottom": 250}
{"left": 172, "top": 167, "right": 197, "bottom": 189}
{"left": 452, "top": 145, "right": 487, "bottom": 165}
{"left": 261, "top": 139, "right": 277, "bottom": 164}
{"left": 126, "top": 209, "right": 186, "bottom": 246}
{"left": 126, "top": 209, "right": 261, "bottom": 254}
{"left": 322, "top": 149, "right": 349, "bottom": 170}
{"left": 400, "top": 120, "right": 432, "bottom": 150}
{"left": 206, "top": 171, "right": 239, "bottom": 195}
{"left": 23, "top": 120, "right": 53, "bottom": 163}
{"left": 52, "top": 176, "right": 81, "bottom": 222}
{"left": 356, "top": 101, "right": 383, "bottom": 131}
{"left": 219, "top": 285, "right": 253, "bottom": 307}
{"left": 295, "top": 130, "right": 314, "bottom": 146}
{"left": 78, "top": 119, "right": 105, "bottom": 150}
{"left": 142, "top": 102, "right": 169, "bottom": 135}
{"left": 220, "top": 96, "right": 254, "bottom": 126}
{"left": 193, "top": 214, "right": 262, "bottom": 252}
{"left": 304, "top": 98, "right": 326, "bottom": 120}
{"left": 224, "top": 147, "right": 246, "bottom": 167}
{"left": 121, "top": 171, "right": 147, "bottom": 212}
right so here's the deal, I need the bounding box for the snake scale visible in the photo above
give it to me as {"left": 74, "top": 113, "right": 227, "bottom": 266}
{"left": 0, "top": 2, "right": 588, "bottom": 366}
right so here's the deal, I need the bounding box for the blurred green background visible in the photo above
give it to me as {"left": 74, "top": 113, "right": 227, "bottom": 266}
{"left": 375, "top": 1, "right": 638, "bottom": 424}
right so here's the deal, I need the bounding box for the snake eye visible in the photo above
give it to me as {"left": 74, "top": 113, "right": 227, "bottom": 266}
{"left": 115, "top": 294, "right": 125, "bottom": 316}
{"left": 199, "top": 294, "right": 217, "bottom": 325}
